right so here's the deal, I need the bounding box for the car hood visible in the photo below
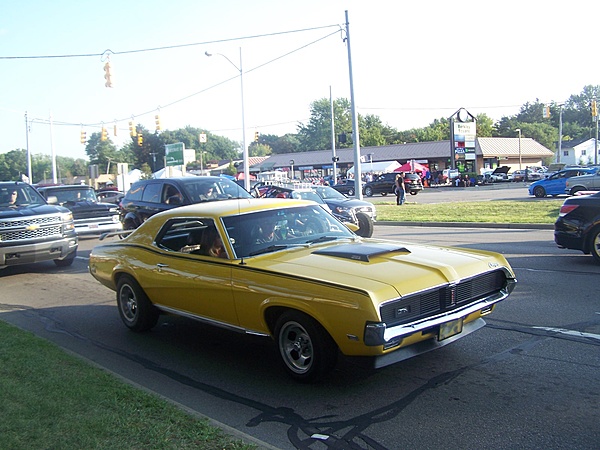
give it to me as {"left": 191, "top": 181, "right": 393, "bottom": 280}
{"left": 248, "top": 239, "right": 513, "bottom": 303}
{"left": 492, "top": 166, "right": 510, "bottom": 175}
{"left": 322, "top": 198, "right": 374, "bottom": 209}
{"left": 63, "top": 201, "right": 119, "bottom": 220}
{"left": 0, "top": 204, "right": 70, "bottom": 218}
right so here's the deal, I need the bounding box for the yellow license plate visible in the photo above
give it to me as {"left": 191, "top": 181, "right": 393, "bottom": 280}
{"left": 439, "top": 318, "right": 463, "bottom": 341}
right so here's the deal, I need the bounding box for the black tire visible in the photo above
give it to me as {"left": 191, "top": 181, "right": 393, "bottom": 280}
{"left": 589, "top": 227, "right": 600, "bottom": 264}
{"left": 409, "top": 190, "right": 418, "bottom": 195}
{"left": 274, "top": 311, "right": 338, "bottom": 382}
{"left": 54, "top": 251, "right": 76, "bottom": 267}
{"left": 116, "top": 275, "right": 159, "bottom": 332}
{"left": 347, "top": 187, "right": 355, "bottom": 196}
{"left": 364, "top": 186, "right": 373, "bottom": 197}
{"left": 381, "top": 192, "right": 387, "bottom": 196}
{"left": 355, "top": 212, "right": 374, "bottom": 238}
{"left": 120, "top": 220, "right": 137, "bottom": 239}
{"left": 569, "top": 187, "right": 584, "bottom": 196}
{"left": 533, "top": 186, "right": 546, "bottom": 198}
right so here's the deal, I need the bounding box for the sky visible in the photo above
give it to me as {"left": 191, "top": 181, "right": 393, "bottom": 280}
{"left": 0, "top": 0, "right": 596, "bottom": 162}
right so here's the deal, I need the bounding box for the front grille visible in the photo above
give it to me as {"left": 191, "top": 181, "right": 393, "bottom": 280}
{"left": 1, "top": 225, "right": 63, "bottom": 242}
{"left": 0, "top": 215, "right": 61, "bottom": 229}
{"left": 380, "top": 270, "right": 507, "bottom": 327}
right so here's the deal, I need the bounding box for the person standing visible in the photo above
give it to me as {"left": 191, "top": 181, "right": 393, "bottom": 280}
{"left": 395, "top": 173, "right": 406, "bottom": 205}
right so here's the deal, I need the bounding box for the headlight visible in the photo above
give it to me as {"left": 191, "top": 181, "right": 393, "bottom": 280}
{"left": 109, "top": 207, "right": 118, "bottom": 213}
{"left": 334, "top": 206, "right": 350, "bottom": 213}
{"left": 61, "top": 212, "right": 75, "bottom": 230}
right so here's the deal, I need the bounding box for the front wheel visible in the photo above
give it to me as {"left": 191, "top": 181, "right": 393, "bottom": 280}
{"left": 116, "top": 275, "right": 159, "bottom": 332}
{"left": 589, "top": 227, "right": 600, "bottom": 264}
{"left": 409, "top": 190, "right": 418, "bottom": 195}
{"left": 355, "top": 212, "right": 374, "bottom": 238}
{"left": 533, "top": 186, "right": 546, "bottom": 198}
{"left": 274, "top": 311, "right": 338, "bottom": 383}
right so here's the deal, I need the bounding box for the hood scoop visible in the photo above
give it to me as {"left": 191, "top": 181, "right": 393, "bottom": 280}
{"left": 312, "top": 243, "right": 409, "bottom": 262}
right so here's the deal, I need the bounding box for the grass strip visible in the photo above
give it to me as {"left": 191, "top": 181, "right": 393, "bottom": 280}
{"left": 0, "top": 320, "right": 256, "bottom": 450}
{"left": 375, "top": 199, "right": 563, "bottom": 224}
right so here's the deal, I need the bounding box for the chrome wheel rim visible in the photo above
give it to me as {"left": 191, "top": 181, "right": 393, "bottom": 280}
{"left": 119, "top": 284, "right": 138, "bottom": 322}
{"left": 279, "top": 321, "right": 313, "bottom": 374}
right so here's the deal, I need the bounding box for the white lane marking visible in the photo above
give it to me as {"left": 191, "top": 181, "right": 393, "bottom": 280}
{"left": 533, "top": 327, "right": 600, "bottom": 341}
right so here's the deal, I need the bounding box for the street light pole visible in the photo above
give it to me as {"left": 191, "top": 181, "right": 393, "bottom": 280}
{"left": 205, "top": 48, "right": 249, "bottom": 190}
{"left": 516, "top": 128, "right": 522, "bottom": 171}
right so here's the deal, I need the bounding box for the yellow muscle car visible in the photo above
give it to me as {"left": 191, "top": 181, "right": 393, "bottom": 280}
{"left": 89, "top": 198, "right": 517, "bottom": 382}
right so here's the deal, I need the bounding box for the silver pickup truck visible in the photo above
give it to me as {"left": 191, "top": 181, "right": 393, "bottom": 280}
{"left": 565, "top": 170, "right": 600, "bottom": 195}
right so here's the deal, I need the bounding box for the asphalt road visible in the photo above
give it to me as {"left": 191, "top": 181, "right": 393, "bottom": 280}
{"left": 1, "top": 185, "right": 599, "bottom": 449}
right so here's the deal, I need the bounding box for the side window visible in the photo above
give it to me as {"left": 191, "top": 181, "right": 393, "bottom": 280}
{"left": 141, "top": 183, "right": 162, "bottom": 203}
{"left": 163, "top": 184, "right": 183, "bottom": 205}
{"left": 126, "top": 183, "right": 145, "bottom": 201}
{"left": 157, "top": 218, "right": 227, "bottom": 259}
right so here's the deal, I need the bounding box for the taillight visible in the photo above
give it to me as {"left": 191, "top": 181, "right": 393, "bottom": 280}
{"left": 558, "top": 204, "right": 579, "bottom": 217}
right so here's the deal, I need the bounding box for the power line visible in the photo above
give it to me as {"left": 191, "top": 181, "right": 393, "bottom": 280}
{"left": 0, "top": 24, "right": 341, "bottom": 60}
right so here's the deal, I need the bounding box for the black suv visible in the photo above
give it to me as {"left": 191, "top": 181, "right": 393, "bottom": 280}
{"left": 1, "top": 182, "right": 78, "bottom": 269}
{"left": 38, "top": 185, "right": 122, "bottom": 236}
{"left": 120, "top": 176, "right": 252, "bottom": 232}
{"left": 363, "top": 172, "right": 423, "bottom": 197}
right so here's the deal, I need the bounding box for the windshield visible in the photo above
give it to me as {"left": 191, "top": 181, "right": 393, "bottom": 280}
{"left": 1, "top": 184, "right": 47, "bottom": 208}
{"left": 222, "top": 204, "right": 356, "bottom": 258}
{"left": 48, "top": 187, "right": 98, "bottom": 204}
{"left": 312, "top": 186, "right": 346, "bottom": 200}
{"left": 180, "top": 178, "right": 252, "bottom": 203}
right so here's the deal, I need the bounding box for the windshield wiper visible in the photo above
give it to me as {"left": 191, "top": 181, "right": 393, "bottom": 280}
{"left": 248, "top": 244, "right": 290, "bottom": 256}
{"left": 306, "top": 235, "right": 339, "bottom": 244}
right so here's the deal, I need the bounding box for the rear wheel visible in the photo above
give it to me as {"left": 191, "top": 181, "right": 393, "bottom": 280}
{"left": 116, "top": 275, "right": 159, "bottom": 331}
{"left": 364, "top": 186, "right": 373, "bottom": 197}
{"left": 274, "top": 311, "right": 338, "bottom": 383}
{"left": 533, "top": 186, "right": 546, "bottom": 198}
{"left": 347, "top": 187, "right": 355, "bottom": 196}
{"left": 589, "top": 227, "right": 600, "bottom": 264}
{"left": 355, "top": 212, "right": 374, "bottom": 238}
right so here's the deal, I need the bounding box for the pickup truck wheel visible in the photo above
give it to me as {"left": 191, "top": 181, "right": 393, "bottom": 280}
{"left": 533, "top": 186, "right": 546, "bottom": 198}
{"left": 54, "top": 251, "right": 76, "bottom": 267}
{"left": 355, "top": 212, "right": 374, "bottom": 238}
{"left": 275, "top": 311, "right": 338, "bottom": 383}
{"left": 589, "top": 227, "right": 600, "bottom": 264}
{"left": 116, "top": 275, "right": 159, "bottom": 332}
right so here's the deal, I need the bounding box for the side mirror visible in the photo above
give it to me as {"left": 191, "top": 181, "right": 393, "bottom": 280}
{"left": 46, "top": 195, "right": 58, "bottom": 204}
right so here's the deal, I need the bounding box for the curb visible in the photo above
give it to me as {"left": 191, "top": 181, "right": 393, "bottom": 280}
{"left": 376, "top": 221, "right": 554, "bottom": 230}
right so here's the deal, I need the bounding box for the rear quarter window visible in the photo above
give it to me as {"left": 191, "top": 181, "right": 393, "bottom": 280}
{"left": 141, "top": 183, "right": 163, "bottom": 203}
{"left": 126, "top": 184, "right": 145, "bottom": 201}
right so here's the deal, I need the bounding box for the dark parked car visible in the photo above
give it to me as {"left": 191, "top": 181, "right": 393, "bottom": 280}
{"left": 363, "top": 172, "right": 423, "bottom": 197}
{"left": 312, "top": 185, "right": 376, "bottom": 238}
{"left": 38, "top": 185, "right": 122, "bottom": 236}
{"left": 120, "top": 176, "right": 252, "bottom": 232}
{"left": 331, "top": 179, "right": 361, "bottom": 197}
{"left": 528, "top": 168, "right": 598, "bottom": 198}
{"left": 554, "top": 191, "right": 600, "bottom": 263}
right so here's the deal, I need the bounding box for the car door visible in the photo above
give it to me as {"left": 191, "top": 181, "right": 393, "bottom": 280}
{"left": 144, "top": 218, "right": 238, "bottom": 326}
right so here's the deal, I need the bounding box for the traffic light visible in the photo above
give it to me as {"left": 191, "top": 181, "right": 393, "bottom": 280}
{"left": 137, "top": 133, "right": 143, "bottom": 146}
{"left": 155, "top": 114, "right": 161, "bottom": 131}
{"left": 80, "top": 130, "right": 86, "bottom": 144}
{"left": 103, "top": 61, "right": 113, "bottom": 88}
{"left": 592, "top": 99, "right": 597, "bottom": 117}
{"left": 254, "top": 131, "right": 259, "bottom": 142}
{"left": 543, "top": 105, "right": 550, "bottom": 119}
{"left": 101, "top": 127, "right": 107, "bottom": 141}
{"left": 129, "top": 121, "right": 136, "bottom": 137}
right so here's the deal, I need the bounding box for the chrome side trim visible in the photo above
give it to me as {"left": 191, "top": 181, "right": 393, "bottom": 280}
{"left": 154, "top": 304, "right": 270, "bottom": 338}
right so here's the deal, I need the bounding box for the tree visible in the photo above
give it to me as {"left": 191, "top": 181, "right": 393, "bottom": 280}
{"left": 85, "top": 132, "right": 119, "bottom": 174}
{"left": 297, "top": 98, "right": 353, "bottom": 151}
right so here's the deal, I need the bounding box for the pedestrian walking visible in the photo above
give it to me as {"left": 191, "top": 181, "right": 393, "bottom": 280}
{"left": 395, "top": 173, "right": 406, "bottom": 205}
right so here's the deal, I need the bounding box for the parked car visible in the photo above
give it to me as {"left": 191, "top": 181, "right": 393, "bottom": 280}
{"left": 96, "top": 189, "right": 125, "bottom": 205}
{"left": 363, "top": 172, "right": 423, "bottom": 197}
{"left": 564, "top": 170, "right": 600, "bottom": 195}
{"left": 119, "top": 176, "right": 252, "bottom": 232}
{"left": 331, "top": 179, "right": 361, "bottom": 197}
{"left": 482, "top": 166, "right": 510, "bottom": 182}
{"left": 311, "top": 185, "right": 376, "bottom": 238}
{"left": 89, "top": 198, "right": 517, "bottom": 382}
{"left": 528, "top": 168, "right": 598, "bottom": 198}
{"left": 251, "top": 182, "right": 374, "bottom": 237}
{"left": 554, "top": 191, "right": 600, "bottom": 263}
{"left": 38, "top": 185, "right": 122, "bottom": 236}
{"left": 1, "top": 182, "right": 78, "bottom": 269}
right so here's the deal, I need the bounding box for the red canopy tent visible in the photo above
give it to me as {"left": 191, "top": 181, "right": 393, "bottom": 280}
{"left": 394, "top": 161, "right": 428, "bottom": 173}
